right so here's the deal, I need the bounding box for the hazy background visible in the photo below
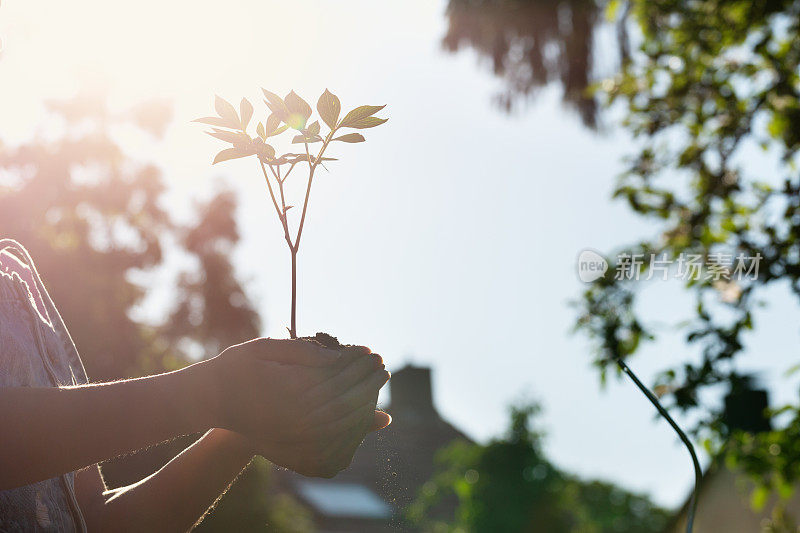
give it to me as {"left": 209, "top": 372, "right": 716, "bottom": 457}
{"left": 2, "top": 0, "right": 799, "bottom": 509}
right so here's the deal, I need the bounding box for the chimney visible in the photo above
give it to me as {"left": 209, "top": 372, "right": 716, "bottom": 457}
{"left": 389, "top": 365, "right": 437, "bottom": 419}
{"left": 722, "top": 376, "right": 771, "bottom": 434}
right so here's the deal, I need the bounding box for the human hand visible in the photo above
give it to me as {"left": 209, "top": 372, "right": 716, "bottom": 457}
{"left": 195, "top": 338, "right": 390, "bottom": 467}
{"left": 258, "top": 345, "right": 392, "bottom": 477}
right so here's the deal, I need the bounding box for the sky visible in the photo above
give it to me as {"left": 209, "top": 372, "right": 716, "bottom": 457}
{"left": 2, "top": 0, "right": 800, "bottom": 510}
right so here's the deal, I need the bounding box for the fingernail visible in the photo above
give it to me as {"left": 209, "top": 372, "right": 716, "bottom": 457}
{"left": 320, "top": 347, "right": 341, "bottom": 360}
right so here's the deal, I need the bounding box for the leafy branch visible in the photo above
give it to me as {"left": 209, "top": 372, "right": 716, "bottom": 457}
{"left": 196, "top": 89, "right": 388, "bottom": 338}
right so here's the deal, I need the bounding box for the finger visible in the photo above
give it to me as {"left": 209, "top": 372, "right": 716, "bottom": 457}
{"left": 310, "top": 369, "right": 390, "bottom": 423}
{"left": 322, "top": 401, "right": 375, "bottom": 462}
{"left": 343, "top": 345, "right": 371, "bottom": 356}
{"left": 308, "top": 356, "right": 387, "bottom": 403}
{"left": 334, "top": 345, "right": 373, "bottom": 369}
{"left": 370, "top": 410, "right": 392, "bottom": 431}
{"left": 251, "top": 338, "right": 341, "bottom": 367}
{"left": 310, "top": 400, "right": 373, "bottom": 441}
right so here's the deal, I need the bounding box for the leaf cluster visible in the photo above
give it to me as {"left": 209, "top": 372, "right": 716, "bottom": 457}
{"left": 195, "top": 89, "right": 387, "bottom": 167}
{"left": 575, "top": 0, "right": 800, "bottom": 513}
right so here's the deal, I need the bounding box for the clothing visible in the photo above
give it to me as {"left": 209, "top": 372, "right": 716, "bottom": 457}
{"left": 0, "top": 239, "right": 88, "bottom": 532}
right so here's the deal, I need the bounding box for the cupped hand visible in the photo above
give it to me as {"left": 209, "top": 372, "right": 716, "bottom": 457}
{"left": 261, "top": 346, "right": 393, "bottom": 477}
{"left": 196, "top": 338, "right": 390, "bottom": 466}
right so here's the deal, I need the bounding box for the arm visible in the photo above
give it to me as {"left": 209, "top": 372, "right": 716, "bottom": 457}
{"left": 77, "top": 415, "right": 391, "bottom": 533}
{"left": 0, "top": 366, "right": 212, "bottom": 490}
{"left": 79, "top": 409, "right": 392, "bottom": 533}
{"left": 0, "top": 337, "right": 375, "bottom": 490}
{"left": 75, "top": 429, "right": 255, "bottom": 533}
{"left": 74, "top": 347, "right": 391, "bottom": 532}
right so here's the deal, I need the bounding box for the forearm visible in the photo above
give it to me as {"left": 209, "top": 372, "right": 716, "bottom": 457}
{"left": 0, "top": 362, "right": 215, "bottom": 489}
{"left": 96, "top": 429, "right": 254, "bottom": 532}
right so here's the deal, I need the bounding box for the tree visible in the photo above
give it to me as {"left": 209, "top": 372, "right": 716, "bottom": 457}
{"left": 407, "top": 403, "right": 668, "bottom": 532}
{"left": 442, "top": 0, "right": 620, "bottom": 126}
{"left": 0, "top": 87, "right": 306, "bottom": 530}
{"left": 0, "top": 87, "right": 261, "bottom": 378}
{"left": 573, "top": 0, "right": 800, "bottom": 518}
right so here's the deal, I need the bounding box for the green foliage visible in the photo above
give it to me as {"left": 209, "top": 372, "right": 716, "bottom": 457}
{"left": 573, "top": 0, "right": 800, "bottom": 515}
{"left": 196, "top": 89, "right": 388, "bottom": 337}
{"left": 408, "top": 404, "right": 668, "bottom": 532}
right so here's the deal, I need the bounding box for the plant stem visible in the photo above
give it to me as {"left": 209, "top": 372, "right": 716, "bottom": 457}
{"left": 290, "top": 250, "right": 297, "bottom": 339}
{"left": 260, "top": 133, "right": 334, "bottom": 338}
{"left": 285, "top": 137, "right": 332, "bottom": 337}
{"left": 259, "top": 160, "right": 285, "bottom": 233}
{"left": 294, "top": 142, "right": 318, "bottom": 251}
{"left": 265, "top": 163, "right": 293, "bottom": 249}
{"left": 616, "top": 358, "right": 701, "bottom": 533}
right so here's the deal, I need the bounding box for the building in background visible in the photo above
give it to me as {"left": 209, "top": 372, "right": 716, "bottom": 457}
{"left": 666, "top": 466, "right": 800, "bottom": 533}
{"left": 274, "top": 365, "right": 471, "bottom": 532}
{"left": 666, "top": 385, "right": 800, "bottom": 532}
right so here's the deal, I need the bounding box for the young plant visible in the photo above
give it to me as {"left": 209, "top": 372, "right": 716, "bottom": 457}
{"left": 195, "top": 89, "right": 387, "bottom": 339}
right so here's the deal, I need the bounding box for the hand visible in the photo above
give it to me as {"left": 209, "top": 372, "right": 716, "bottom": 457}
{"left": 260, "top": 346, "right": 392, "bottom": 477}
{"left": 194, "top": 338, "right": 390, "bottom": 463}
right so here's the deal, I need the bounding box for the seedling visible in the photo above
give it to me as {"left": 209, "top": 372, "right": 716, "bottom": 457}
{"left": 196, "top": 89, "right": 388, "bottom": 339}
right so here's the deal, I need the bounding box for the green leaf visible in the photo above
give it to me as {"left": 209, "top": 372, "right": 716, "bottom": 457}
{"left": 284, "top": 91, "right": 312, "bottom": 120}
{"left": 317, "top": 89, "right": 341, "bottom": 129}
{"left": 213, "top": 147, "right": 249, "bottom": 164}
{"left": 284, "top": 90, "right": 312, "bottom": 130}
{"left": 751, "top": 486, "right": 769, "bottom": 511}
{"left": 767, "top": 113, "right": 788, "bottom": 140}
{"left": 306, "top": 121, "right": 320, "bottom": 137}
{"left": 261, "top": 89, "right": 285, "bottom": 110}
{"left": 256, "top": 142, "right": 276, "bottom": 160}
{"left": 206, "top": 129, "right": 248, "bottom": 144}
{"left": 292, "top": 134, "right": 323, "bottom": 144}
{"left": 262, "top": 89, "right": 289, "bottom": 123}
{"left": 339, "top": 105, "right": 386, "bottom": 128}
{"left": 270, "top": 124, "right": 289, "bottom": 137}
{"left": 256, "top": 122, "right": 266, "bottom": 141}
{"left": 287, "top": 154, "right": 338, "bottom": 164}
{"left": 214, "top": 95, "right": 240, "bottom": 129}
{"left": 193, "top": 116, "right": 232, "bottom": 128}
{"left": 343, "top": 116, "right": 388, "bottom": 129}
{"left": 265, "top": 114, "right": 281, "bottom": 134}
{"left": 240, "top": 98, "right": 253, "bottom": 130}
{"left": 333, "top": 133, "right": 366, "bottom": 143}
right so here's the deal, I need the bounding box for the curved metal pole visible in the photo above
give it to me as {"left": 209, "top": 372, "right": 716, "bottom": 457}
{"left": 617, "top": 359, "right": 701, "bottom": 533}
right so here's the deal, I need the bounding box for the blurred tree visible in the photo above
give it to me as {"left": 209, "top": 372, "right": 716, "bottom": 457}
{"left": 161, "top": 188, "right": 261, "bottom": 361}
{"left": 0, "top": 88, "right": 305, "bottom": 530}
{"left": 442, "top": 0, "right": 624, "bottom": 126}
{"left": 573, "top": 0, "right": 800, "bottom": 518}
{"left": 0, "top": 88, "right": 171, "bottom": 380}
{"left": 407, "top": 404, "right": 668, "bottom": 532}
{"left": 0, "top": 87, "right": 259, "bottom": 380}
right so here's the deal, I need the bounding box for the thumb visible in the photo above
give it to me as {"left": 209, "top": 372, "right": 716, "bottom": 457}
{"left": 252, "top": 338, "right": 341, "bottom": 367}
{"left": 370, "top": 410, "right": 392, "bottom": 432}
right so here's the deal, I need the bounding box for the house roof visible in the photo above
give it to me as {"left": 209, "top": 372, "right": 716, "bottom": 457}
{"left": 293, "top": 480, "right": 392, "bottom": 519}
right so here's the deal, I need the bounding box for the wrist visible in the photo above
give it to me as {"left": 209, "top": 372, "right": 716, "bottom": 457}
{"left": 176, "top": 359, "right": 223, "bottom": 431}
{"left": 208, "top": 428, "right": 257, "bottom": 459}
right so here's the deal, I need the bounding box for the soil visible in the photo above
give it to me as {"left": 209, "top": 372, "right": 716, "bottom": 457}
{"left": 299, "top": 331, "right": 342, "bottom": 350}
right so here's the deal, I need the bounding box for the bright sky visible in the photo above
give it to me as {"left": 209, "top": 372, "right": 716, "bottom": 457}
{"left": 3, "top": 0, "right": 800, "bottom": 510}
